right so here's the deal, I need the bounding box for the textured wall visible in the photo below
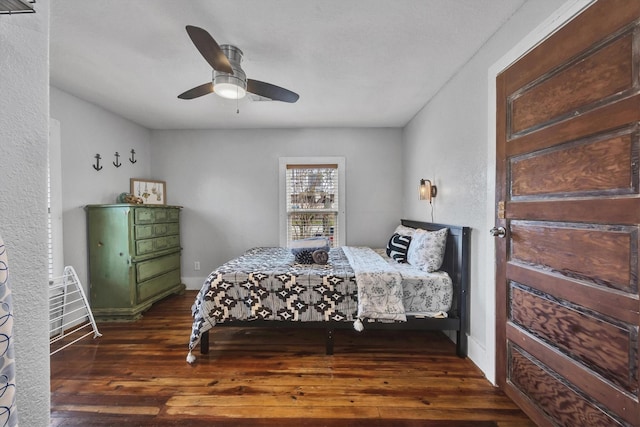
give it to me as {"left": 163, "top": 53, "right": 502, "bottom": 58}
{"left": 0, "top": 3, "right": 51, "bottom": 426}
{"left": 50, "top": 87, "right": 152, "bottom": 292}
{"left": 402, "top": 0, "right": 570, "bottom": 382}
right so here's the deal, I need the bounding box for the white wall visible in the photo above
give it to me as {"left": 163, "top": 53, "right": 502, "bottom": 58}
{"left": 50, "top": 87, "right": 152, "bottom": 290}
{"left": 151, "top": 128, "right": 403, "bottom": 288}
{"left": 402, "top": 0, "right": 571, "bottom": 382}
{"left": 0, "top": 4, "right": 51, "bottom": 426}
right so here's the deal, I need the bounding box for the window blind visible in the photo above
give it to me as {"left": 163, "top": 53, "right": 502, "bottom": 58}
{"left": 285, "top": 164, "right": 339, "bottom": 247}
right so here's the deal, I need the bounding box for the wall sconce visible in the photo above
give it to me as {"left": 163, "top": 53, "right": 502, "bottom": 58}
{"left": 419, "top": 179, "right": 437, "bottom": 203}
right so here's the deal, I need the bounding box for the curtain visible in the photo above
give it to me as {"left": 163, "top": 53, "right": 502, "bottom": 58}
{"left": 0, "top": 234, "right": 17, "bottom": 426}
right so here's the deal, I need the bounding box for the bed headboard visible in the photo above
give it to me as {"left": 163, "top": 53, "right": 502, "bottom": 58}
{"left": 400, "top": 219, "right": 470, "bottom": 323}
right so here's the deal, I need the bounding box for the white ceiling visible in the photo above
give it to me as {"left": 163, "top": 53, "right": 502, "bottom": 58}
{"left": 50, "top": 0, "right": 526, "bottom": 130}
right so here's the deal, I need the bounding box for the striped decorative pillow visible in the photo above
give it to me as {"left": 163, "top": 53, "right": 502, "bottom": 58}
{"left": 386, "top": 233, "right": 412, "bottom": 263}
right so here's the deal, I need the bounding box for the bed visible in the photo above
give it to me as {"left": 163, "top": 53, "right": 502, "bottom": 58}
{"left": 187, "top": 219, "right": 470, "bottom": 363}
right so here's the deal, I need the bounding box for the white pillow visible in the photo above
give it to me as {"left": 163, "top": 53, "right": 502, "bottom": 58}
{"left": 394, "top": 224, "right": 420, "bottom": 237}
{"left": 406, "top": 228, "right": 448, "bottom": 272}
{"left": 289, "top": 237, "right": 330, "bottom": 251}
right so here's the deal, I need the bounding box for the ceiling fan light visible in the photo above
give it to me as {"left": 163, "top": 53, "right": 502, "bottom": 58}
{"left": 214, "top": 82, "right": 247, "bottom": 100}
{"left": 213, "top": 49, "right": 247, "bottom": 100}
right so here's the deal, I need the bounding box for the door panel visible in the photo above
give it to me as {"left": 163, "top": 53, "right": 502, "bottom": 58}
{"left": 509, "top": 345, "right": 627, "bottom": 427}
{"left": 510, "top": 30, "right": 634, "bottom": 136}
{"left": 496, "top": 1, "right": 640, "bottom": 426}
{"left": 510, "top": 129, "right": 638, "bottom": 198}
{"left": 510, "top": 284, "right": 636, "bottom": 393}
{"left": 510, "top": 221, "right": 637, "bottom": 292}
{"left": 502, "top": 2, "right": 640, "bottom": 97}
{"left": 507, "top": 263, "right": 639, "bottom": 327}
{"left": 506, "top": 95, "right": 640, "bottom": 159}
{"left": 506, "top": 324, "right": 636, "bottom": 423}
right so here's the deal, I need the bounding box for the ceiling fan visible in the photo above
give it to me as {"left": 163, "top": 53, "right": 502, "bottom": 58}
{"left": 178, "top": 25, "right": 299, "bottom": 103}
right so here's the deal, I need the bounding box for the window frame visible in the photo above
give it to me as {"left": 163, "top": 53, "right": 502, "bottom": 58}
{"left": 279, "top": 157, "right": 346, "bottom": 247}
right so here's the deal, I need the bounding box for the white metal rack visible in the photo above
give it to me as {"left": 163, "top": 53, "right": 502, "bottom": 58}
{"left": 49, "top": 266, "right": 101, "bottom": 355}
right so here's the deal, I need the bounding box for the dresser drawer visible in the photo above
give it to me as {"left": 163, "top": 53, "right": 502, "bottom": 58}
{"left": 167, "top": 209, "right": 180, "bottom": 222}
{"left": 135, "top": 223, "right": 179, "bottom": 240}
{"left": 136, "top": 252, "right": 180, "bottom": 282}
{"left": 134, "top": 208, "right": 155, "bottom": 224}
{"left": 135, "top": 225, "right": 154, "bottom": 240}
{"left": 154, "top": 235, "right": 180, "bottom": 251}
{"left": 134, "top": 207, "right": 179, "bottom": 224}
{"left": 154, "top": 222, "right": 179, "bottom": 236}
{"left": 135, "top": 239, "right": 155, "bottom": 255}
{"left": 135, "top": 235, "right": 180, "bottom": 256}
{"left": 137, "top": 269, "right": 181, "bottom": 303}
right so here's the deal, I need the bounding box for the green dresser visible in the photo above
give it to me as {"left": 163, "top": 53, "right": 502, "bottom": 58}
{"left": 86, "top": 204, "right": 185, "bottom": 321}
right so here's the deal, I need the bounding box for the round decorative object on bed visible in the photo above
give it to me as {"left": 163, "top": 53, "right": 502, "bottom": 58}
{"left": 290, "top": 237, "right": 330, "bottom": 264}
{"left": 386, "top": 233, "right": 411, "bottom": 263}
{"left": 296, "top": 250, "right": 315, "bottom": 264}
{"left": 312, "top": 249, "right": 329, "bottom": 265}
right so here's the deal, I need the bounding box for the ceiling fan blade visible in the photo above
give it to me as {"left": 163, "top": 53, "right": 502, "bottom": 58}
{"left": 178, "top": 82, "right": 214, "bottom": 99}
{"left": 247, "top": 79, "right": 299, "bottom": 103}
{"left": 185, "top": 25, "right": 233, "bottom": 74}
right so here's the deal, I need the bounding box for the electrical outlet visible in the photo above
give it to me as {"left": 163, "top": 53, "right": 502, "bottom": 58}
{"left": 194, "top": 261, "right": 200, "bottom": 271}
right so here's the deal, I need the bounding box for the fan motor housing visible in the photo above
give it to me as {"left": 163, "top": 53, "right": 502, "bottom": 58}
{"left": 213, "top": 44, "right": 247, "bottom": 98}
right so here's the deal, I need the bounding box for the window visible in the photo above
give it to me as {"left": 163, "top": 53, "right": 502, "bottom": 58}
{"left": 279, "top": 157, "right": 345, "bottom": 247}
{"left": 49, "top": 118, "right": 64, "bottom": 280}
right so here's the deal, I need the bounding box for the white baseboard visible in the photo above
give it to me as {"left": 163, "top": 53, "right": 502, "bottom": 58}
{"left": 467, "top": 333, "right": 495, "bottom": 385}
{"left": 182, "top": 277, "right": 207, "bottom": 290}
{"left": 442, "top": 331, "right": 493, "bottom": 385}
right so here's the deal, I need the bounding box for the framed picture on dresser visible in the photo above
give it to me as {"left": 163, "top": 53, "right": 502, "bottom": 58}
{"left": 130, "top": 178, "right": 166, "bottom": 205}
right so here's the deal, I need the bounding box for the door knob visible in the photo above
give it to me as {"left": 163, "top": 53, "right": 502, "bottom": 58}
{"left": 490, "top": 226, "right": 506, "bottom": 238}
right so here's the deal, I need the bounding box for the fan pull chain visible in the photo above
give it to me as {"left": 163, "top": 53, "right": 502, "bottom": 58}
{"left": 236, "top": 85, "right": 240, "bottom": 114}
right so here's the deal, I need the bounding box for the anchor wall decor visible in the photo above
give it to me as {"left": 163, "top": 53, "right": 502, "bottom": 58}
{"left": 93, "top": 149, "right": 138, "bottom": 170}
{"left": 93, "top": 154, "right": 103, "bottom": 171}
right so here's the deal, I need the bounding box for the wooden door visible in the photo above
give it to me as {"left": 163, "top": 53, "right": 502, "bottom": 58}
{"left": 495, "top": 1, "right": 640, "bottom": 426}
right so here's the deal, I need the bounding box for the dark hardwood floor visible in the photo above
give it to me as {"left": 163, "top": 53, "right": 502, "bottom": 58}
{"left": 50, "top": 291, "right": 534, "bottom": 426}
